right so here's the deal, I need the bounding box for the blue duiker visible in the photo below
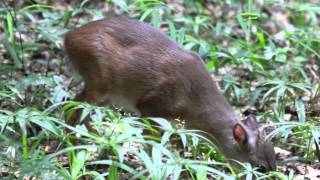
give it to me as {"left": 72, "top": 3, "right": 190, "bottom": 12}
{"left": 64, "top": 17, "right": 276, "bottom": 171}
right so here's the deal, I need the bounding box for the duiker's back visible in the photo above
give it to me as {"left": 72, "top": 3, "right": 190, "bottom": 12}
{"left": 64, "top": 17, "right": 223, "bottom": 120}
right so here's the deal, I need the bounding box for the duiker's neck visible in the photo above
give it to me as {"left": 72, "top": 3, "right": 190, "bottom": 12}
{"left": 187, "top": 96, "right": 241, "bottom": 158}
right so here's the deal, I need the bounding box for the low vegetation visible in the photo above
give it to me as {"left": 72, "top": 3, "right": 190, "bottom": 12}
{"left": 0, "top": 0, "right": 319, "bottom": 179}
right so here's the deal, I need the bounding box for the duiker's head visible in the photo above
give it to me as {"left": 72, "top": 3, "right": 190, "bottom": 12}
{"left": 229, "top": 115, "right": 276, "bottom": 171}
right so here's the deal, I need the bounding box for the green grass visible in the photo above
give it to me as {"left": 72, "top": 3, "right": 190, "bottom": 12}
{"left": 0, "top": 0, "right": 319, "bottom": 179}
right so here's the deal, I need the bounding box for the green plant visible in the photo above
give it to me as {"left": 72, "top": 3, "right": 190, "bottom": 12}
{"left": 1, "top": 0, "right": 320, "bottom": 179}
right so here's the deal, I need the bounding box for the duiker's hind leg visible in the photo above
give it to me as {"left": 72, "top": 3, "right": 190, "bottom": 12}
{"left": 67, "top": 86, "right": 101, "bottom": 133}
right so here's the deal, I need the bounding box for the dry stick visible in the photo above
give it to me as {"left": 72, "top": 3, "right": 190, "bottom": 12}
{"left": 306, "top": 66, "right": 319, "bottom": 81}
{"left": 1, "top": 0, "right": 14, "bottom": 79}
{"left": 315, "top": 140, "right": 320, "bottom": 162}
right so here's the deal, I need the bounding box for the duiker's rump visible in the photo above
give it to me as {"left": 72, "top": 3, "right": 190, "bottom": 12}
{"left": 64, "top": 17, "right": 276, "bottom": 171}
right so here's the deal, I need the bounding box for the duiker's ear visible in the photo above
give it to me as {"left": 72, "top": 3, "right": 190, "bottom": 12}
{"left": 233, "top": 123, "right": 247, "bottom": 144}
{"left": 243, "top": 115, "right": 258, "bottom": 131}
